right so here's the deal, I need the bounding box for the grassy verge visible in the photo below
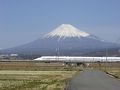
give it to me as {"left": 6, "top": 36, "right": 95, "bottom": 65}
{"left": 104, "top": 68, "right": 120, "bottom": 79}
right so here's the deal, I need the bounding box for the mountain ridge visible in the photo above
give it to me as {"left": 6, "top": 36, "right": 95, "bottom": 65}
{"left": 1, "top": 24, "right": 120, "bottom": 57}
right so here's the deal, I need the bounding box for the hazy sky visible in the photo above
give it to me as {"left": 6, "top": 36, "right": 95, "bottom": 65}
{"left": 0, "top": 0, "right": 120, "bottom": 49}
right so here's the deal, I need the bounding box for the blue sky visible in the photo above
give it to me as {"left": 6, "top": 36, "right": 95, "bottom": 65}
{"left": 0, "top": 0, "right": 120, "bottom": 49}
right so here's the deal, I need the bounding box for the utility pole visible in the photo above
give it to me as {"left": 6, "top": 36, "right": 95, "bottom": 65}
{"left": 105, "top": 48, "right": 108, "bottom": 71}
{"left": 57, "top": 38, "right": 60, "bottom": 61}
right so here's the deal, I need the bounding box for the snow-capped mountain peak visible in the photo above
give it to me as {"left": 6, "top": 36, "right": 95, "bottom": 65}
{"left": 45, "top": 24, "right": 90, "bottom": 38}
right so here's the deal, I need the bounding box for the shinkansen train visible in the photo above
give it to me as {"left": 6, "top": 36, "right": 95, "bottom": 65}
{"left": 34, "top": 56, "right": 120, "bottom": 63}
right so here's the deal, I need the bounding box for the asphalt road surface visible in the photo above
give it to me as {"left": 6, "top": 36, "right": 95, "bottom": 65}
{"left": 66, "top": 70, "right": 120, "bottom": 90}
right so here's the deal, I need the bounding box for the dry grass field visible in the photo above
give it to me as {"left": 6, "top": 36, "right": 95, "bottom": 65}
{"left": 0, "top": 60, "right": 119, "bottom": 90}
{"left": 0, "top": 61, "right": 82, "bottom": 71}
{"left": 0, "top": 71, "right": 77, "bottom": 90}
{"left": 0, "top": 61, "right": 79, "bottom": 90}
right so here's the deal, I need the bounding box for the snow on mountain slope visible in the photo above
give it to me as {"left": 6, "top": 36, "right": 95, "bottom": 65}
{"left": 45, "top": 24, "right": 90, "bottom": 38}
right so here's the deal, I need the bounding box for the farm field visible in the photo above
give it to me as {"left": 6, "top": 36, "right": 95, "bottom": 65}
{"left": 0, "top": 61, "right": 83, "bottom": 71}
{"left": 0, "top": 71, "right": 77, "bottom": 90}
{"left": 0, "top": 61, "right": 79, "bottom": 90}
{"left": 0, "top": 61, "right": 119, "bottom": 90}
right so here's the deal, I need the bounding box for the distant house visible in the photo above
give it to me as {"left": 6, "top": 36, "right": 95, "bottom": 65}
{"left": 0, "top": 54, "right": 9, "bottom": 59}
{"left": 10, "top": 54, "right": 18, "bottom": 59}
{"left": 0, "top": 54, "right": 18, "bottom": 60}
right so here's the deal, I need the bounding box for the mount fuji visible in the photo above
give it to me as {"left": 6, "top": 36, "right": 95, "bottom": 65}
{"left": 2, "top": 24, "right": 120, "bottom": 57}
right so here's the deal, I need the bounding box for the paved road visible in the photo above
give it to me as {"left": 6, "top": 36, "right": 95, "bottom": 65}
{"left": 66, "top": 70, "right": 120, "bottom": 90}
